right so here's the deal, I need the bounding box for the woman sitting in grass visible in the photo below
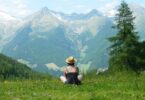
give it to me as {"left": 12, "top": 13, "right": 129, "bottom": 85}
{"left": 60, "top": 56, "right": 83, "bottom": 85}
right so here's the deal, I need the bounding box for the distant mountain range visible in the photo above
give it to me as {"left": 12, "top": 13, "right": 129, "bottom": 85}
{"left": 0, "top": 4, "right": 145, "bottom": 75}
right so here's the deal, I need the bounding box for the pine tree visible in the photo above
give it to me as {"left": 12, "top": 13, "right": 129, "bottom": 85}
{"left": 108, "top": 1, "right": 139, "bottom": 72}
{"left": 136, "top": 41, "right": 145, "bottom": 71}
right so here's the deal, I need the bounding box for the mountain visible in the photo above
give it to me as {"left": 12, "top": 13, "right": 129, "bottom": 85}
{"left": 0, "top": 53, "right": 42, "bottom": 79}
{"left": 2, "top": 8, "right": 114, "bottom": 75}
{"left": 2, "top": 8, "right": 80, "bottom": 76}
{"left": 129, "top": 4, "right": 145, "bottom": 40}
{"left": 0, "top": 11, "right": 22, "bottom": 51}
{"left": 1, "top": 4, "right": 145, "bottom": 75}
{"left": 59, "top": 9, "right": 102, "bottom": 20}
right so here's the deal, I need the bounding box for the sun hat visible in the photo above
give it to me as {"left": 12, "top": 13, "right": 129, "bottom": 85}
{"left": 65, "top": 56, "right": 77, "bottom": 64}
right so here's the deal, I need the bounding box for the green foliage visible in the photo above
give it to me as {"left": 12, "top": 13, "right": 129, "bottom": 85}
{"left": 0, "top": 53, "right": 50, "bottom": 80}
{"left": 136, "top": 41, "right": 145, "bottom": 71}
{"left": 108, "top": 1, "right": 140, "bottom": 72}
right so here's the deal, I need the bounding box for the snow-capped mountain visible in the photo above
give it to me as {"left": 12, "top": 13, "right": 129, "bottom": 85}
{"left": 0, "top": 11, "right": 16, "bottom": 21}
{"left": 0, "top": 11, "right": 23, "bottom": 51}
{"left": 1, "top": 4, "right": 145, "bottom": 75}
{"left": 59, "top": 9, "right": 102, "bottom": 20}
{"left": 2, "top": 7, "right": 114, "bottom": 75}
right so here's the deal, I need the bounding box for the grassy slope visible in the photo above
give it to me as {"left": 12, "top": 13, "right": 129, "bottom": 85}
{"left": 0, "top": 53, "right": 49, "bottom": 80}
{"left": 0, "top": 72, "right": 145, "bottom": 100}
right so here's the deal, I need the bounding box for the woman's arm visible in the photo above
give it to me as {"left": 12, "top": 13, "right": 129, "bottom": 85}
{"left": 64, "top": 68, "right": 67, "bottom": 77}
{"left": 76, "top": 67, "right": 79, "bottom": 74}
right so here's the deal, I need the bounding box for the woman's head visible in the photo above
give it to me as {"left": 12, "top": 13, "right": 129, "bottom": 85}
{"left": 65, "top": 56, "right": 77, "bottom": 66}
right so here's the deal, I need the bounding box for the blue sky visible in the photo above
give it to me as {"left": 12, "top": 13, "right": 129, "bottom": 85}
{"left": 0, "top": 0, "right": 145, "bottom": 17}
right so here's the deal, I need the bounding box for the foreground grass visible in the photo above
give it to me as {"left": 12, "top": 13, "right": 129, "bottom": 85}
{"left": 0, "top": 72, "right": 145, "bottom": 100}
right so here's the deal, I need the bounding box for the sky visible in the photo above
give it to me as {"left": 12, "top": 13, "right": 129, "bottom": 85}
{"left": 0, "top": 0, "right": 145, "bottom": 17}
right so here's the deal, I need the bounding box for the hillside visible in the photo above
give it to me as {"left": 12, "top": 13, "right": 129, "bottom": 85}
{"left": 0, "top": 53, "right": 47, "bottom": 80}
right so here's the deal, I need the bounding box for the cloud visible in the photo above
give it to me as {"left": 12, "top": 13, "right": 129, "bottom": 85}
{"left": 0, "top": 0, "right": 31, "bottom": 17}
{"left": 98, "top": 0, "right": 119, "bottom": 17}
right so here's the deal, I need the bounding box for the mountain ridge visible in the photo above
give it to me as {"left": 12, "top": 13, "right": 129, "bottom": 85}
{"left": 1, "top": 4, "right": 145, "bottom": 75}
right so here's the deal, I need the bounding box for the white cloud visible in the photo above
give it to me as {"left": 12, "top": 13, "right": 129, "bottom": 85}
{"left": 98, "top": 0, "right": 118, "bottom": 17}
{"left": 0, "top": 0, "right": 31, "bottom": 17}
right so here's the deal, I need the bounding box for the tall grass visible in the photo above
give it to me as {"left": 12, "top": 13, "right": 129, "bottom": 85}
{"left": 0, "top": 71, "right": 145, "bottom": 100}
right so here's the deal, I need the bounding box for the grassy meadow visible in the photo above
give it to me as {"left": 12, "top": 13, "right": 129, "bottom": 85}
{"left": 0, "top": 72, "right": 145, "bottom": 100}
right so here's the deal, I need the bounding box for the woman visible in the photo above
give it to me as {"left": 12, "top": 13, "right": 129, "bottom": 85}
{"left": 60, "top": 56, "right": 83, "bottom": 85}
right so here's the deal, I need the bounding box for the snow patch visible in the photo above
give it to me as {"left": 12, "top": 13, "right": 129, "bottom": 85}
{"left": 45, "top": 63, "right": 65, "bottom": 71}
{"left": 0, "top": 11, "right": 16, "bottom": 21}
{"left": 17, "top": 59, "right": 37, "bottom": 68}
{"left": 74, "top": 27, "right": 84, "bottom": 34}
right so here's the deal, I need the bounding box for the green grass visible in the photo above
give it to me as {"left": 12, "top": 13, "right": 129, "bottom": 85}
{"left": 0, "top": 72, "right": 145, "bottom": 100}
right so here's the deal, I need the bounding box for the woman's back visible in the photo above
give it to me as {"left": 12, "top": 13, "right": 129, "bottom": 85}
{"left": 65, "top": 66, "right": 80, "bottom": 84}
{"left": 65, "top": 66, "right": 78, "bottom": 73}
